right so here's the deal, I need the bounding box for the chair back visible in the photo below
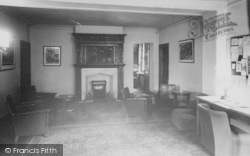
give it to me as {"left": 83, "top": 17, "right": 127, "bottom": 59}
{"left": 160, "top": 84, "right": 176, "bottom": 98}
{"left": 197, "top": 103, "right": 232, "bottom": 156}
{"left": 121, "top": 87, "right": 131, "bottom": 99}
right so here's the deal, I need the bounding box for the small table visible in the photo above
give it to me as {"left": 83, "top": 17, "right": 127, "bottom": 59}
{"left": 171, "top": 91, "right": 191, "bottom": 108}
{"left": 55, "top": 94, "right": 77, "bottom": 123}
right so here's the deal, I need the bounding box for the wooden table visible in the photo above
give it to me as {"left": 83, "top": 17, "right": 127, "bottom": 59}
{"left": 171, "top": 91, "right": 191, "bottom": 108}
{"left": 197, "top": 96, "right": 250, "bottom": 133}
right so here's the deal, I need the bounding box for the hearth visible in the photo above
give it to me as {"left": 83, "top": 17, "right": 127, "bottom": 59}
{"left": 92, "top": 80, "right": 106, "bottom": 99}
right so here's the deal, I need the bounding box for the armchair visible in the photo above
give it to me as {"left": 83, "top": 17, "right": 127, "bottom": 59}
{"left": 121, "top": 87, "right": 154, "bottom": 118}
{"left": 20, "top": 86, "right": 56, "bottom": 122}
{"left": 171, "top": 92, "right": 206, "bottom": 131}
{"left": 6, "top": 95, "right": 50, "bottom": 143}
{"left": 21, "top": 85, "right": 56, "bottom": 103}
{"left": 159, "top": 84, "right": 176, "bottom": 108}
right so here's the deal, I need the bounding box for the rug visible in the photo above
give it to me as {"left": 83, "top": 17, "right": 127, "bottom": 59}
{"left": 31, "top": 121, "right": 210, "bottom": 156}
{"left": 52, "top": 98, "right": 170, "bottom": 127}
{"left": 53, "top": 99, "right": 127, "bottom": 126}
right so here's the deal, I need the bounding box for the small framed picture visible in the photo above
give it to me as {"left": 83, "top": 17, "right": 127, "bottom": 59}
{"left": 43, "top": 46, "right": 61, "bottom": 66}
{"left": 179, "top": 39, "right": 194, "bottom": 63}
{"left": 0, "top": 41, "right": 15, "bottom": 71}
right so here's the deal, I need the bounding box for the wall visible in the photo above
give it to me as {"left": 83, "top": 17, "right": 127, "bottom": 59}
{"left": 75, "top": 25, "right": 123, "bottom": 34}
{"left": 30, "top": 25, "right": 75, "bottom": 95}
{"left": 123, "top": 27, "right": 159, "bottom": 92}
{"left": 159, "top": 20, "right": 203, "bottom": 92}
{"left": 202, "top": 11, "right": 217, "bottom": 95}
{"left": 30, "top": 26, "right": 159, "bottom": 95}
{"left": 202, "top": 0, "right": 250, "bottom": 105}
{"left": 226, "top": 0, "right": 250, "bottom": 103}
{"left": 0, "top": 10, "right": 29, "bottom": 117}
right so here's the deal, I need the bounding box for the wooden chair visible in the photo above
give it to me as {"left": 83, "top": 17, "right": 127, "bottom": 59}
{"left": 6, "top": 95, "right": 50, "bottom": 143}
{"left": 197, "top": 103, "right": 250, "bottom": 156}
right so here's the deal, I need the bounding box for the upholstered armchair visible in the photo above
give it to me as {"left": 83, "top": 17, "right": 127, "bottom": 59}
{"left": 197, "top": 103, "right": 250, "bottom": 156}
{"left": 159, "top": 84, "right": 176, "bottom": 107}
{"left": 171, "top": 92, "right": 206, "bottom": 131}
{"left": 121, "top": 87, "right": 154, "bottom": 118}
{"left": 6, "top": 95, "right": 50, "bottom": 143}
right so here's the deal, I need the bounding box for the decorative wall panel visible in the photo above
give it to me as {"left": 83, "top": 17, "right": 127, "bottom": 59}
{"left": 73, "top": 33, "right": 126, "bottom": 100}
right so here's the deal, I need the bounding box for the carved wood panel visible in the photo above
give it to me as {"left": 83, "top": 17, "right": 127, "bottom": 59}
{"left": 73, "top": 34, "right": 125, "bottom": 66}
{"left": 73, "top": 33, "right": 126, "bottom": 100}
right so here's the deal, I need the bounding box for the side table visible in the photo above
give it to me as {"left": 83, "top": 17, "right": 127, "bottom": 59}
{"left": 171, "top": 91, "right": 191, "bottom": 108}
{"left": 55, "top": 94, "right": 78, "bottom": 123}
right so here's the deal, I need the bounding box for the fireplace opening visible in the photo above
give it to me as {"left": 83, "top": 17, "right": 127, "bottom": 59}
{"left": 92, "top": 80, "right": 107, "bottom": 99}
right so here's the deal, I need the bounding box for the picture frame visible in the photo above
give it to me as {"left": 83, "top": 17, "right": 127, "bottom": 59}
{"left": 0, "top": 41, "right": 15, "bottom": 71}
{"left": 43, "top": 46, "right": 61, "bottom": 66}
{"left": 179, "top": 39, "right": 194, "bottom": 63}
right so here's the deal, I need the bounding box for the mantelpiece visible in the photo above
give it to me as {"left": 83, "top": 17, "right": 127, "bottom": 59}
{"left": 73, "top": 33, "right": 126, "bottom": 100}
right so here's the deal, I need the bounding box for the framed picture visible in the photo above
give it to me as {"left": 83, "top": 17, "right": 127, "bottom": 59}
{"left": 0, "top": 41, "right": 15, "bottom": 71}
{"left": 179, "top": 39, "right": 194, "bottom": 63}
{"left": 43, "top": 46, "right": 61, "bottom": 66}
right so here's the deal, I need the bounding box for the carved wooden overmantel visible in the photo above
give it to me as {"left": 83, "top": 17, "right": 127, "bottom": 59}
{"left": 73, "top": 33, "right": 126, "bottom": 100}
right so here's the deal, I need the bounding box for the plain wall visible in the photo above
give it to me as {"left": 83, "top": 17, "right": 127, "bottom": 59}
{"left": 0, "top": 10, "right": 29, "bottom": 117}
{"left": 202, "top": 11, "right": 217, "bottom": 95}
{"left": 30, "top": 25, "right": 75, "bottom": 94}
{"left": 159, "top": 20, "right": 203, "bottom": 92}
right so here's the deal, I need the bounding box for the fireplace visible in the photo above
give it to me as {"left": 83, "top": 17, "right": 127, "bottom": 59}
{"left": 81, "top": 68, "right": 118, "bottom": 100}
{"left": 73, "top": 33, "right": 126, "bottom": 101}
{"left": 92, "top": 80, "right": 106, "bottom": 99}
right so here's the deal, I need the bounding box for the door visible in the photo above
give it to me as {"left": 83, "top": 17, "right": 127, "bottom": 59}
{"left": 20, "top": 40, "right": 31, "bottom": 96}
{"left": 159, "top": 43, "right": 169, "bottom": 89}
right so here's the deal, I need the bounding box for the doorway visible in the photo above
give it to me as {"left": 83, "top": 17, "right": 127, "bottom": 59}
{"left": 159, "top": 43, "right": 169, "bottom": 89}
{"left": 133, "top": 43, "right": 152, "bottom": 92}
{"left": 20, "top": 40, "right": 31, "bottom": 96}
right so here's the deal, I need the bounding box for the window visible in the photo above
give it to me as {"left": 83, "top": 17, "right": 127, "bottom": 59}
{"left": 133, "top": 43, "right": 152, "bottom": 90}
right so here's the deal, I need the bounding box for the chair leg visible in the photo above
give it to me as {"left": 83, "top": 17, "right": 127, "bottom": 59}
{"left": 14, "top": 136, "right": 19, "bottom": 144}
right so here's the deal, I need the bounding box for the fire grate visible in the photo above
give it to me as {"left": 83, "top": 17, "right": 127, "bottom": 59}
{"left": 92, "top": 80, "right": 107, "bottom": 99}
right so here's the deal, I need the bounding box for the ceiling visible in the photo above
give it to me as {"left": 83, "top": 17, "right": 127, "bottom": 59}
{"left": 0, "top": 0, "right": 228, "bottom": 29}
{"left": 1, "top": 6, "right": 194, "bottom": 29}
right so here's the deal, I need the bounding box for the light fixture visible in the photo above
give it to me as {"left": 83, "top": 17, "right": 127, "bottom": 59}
{"left": 0, "top": 29, "right": 10, "bottom": 53}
